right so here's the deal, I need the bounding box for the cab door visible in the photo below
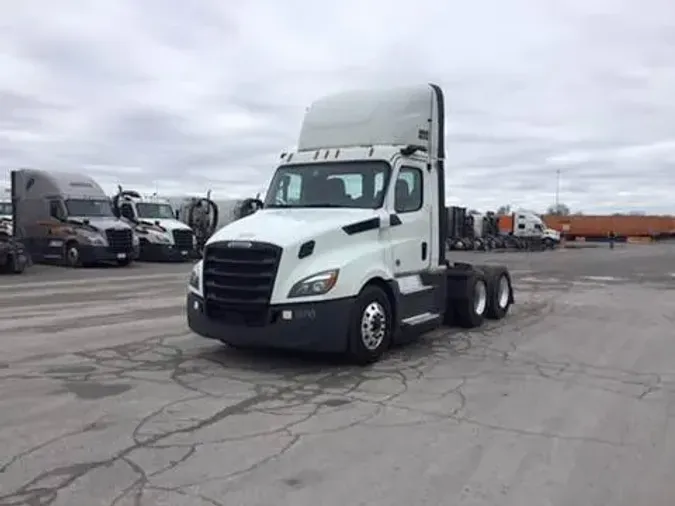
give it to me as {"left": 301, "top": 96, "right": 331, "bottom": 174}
{"left": 42, "top": 199, "right": 68, "bottom": 261}
{"left": 385, "top": 161, "right": 436, "bottom": 321}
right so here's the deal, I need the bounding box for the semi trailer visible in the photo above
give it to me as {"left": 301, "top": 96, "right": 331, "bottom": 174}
{"left": 186, "top": 83, "right": 515, "bottom": 364}
{"left": 112, "top": 188, "right": 197, "bottom": 261}
{"left": 10, "top": 169, "right": 139, "bottom": 267}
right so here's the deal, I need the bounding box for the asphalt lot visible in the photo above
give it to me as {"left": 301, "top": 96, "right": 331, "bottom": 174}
{"left": 1, "top": 244, "right": 674, "bottom": 506}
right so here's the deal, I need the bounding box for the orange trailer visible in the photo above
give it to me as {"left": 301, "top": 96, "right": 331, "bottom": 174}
{"left": 498, "top": 214, "right": 675, "bottom": 239}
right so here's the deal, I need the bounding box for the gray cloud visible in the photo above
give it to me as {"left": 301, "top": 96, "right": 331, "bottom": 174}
{"left": 1, "top": 0, "right": 675, "bottom": 213}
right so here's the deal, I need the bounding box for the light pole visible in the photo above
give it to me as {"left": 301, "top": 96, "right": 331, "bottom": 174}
{"left": 555, "top": 168, "right": 561, "bottom": 209}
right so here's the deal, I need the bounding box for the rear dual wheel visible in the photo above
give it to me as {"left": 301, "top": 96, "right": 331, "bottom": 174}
{"left": 453, "top": 267, "right": 512, "bottom": 327}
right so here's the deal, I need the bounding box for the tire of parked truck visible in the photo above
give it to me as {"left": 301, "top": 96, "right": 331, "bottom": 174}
{"left": 481, "top": 266, "right": 513, "bottom": 320}
{"left": 347, "top": 284, "right": 393, "bottom": 365}
{"left": 117, "top": 258, "right": 132, "bottom": 267}
{"left": 544, "top": 238, "right": 555, "bottom": 250}
{"left": 8, "top": 253, "right": 26, "bottom": 274}
{"left": 445, "top": 269, "right": 488, "bottom": 329}
{"left": 63, "top": 241, "right": 82, "bottom": 268}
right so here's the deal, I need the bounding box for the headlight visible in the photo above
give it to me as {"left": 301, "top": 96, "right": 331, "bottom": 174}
{"left": 80, "top": 231, "right": 106, "bottom": 246}
{"left": 189, "top": 260, "right": 202, "bottom": 294}
{"left": 288, "top": 269, "right": 339, "bottom": 298}
{"left": 150, "top": 233, "right": 171, "bottom": 244}
{"left": 132, "top": 234, "right": 140, "bottom": 246}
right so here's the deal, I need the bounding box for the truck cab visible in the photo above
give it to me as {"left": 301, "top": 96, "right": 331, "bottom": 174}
{"left": 113, "top": 190, "right": 197, "bottom": 261}
{"left": 187, "top": 84, "right": 514, "bottom": 364}
{"left": 511, "top": 210, "right": 561, "bottom": 248}
{"left": 11, "top": 169, "right": 139, "bottom": 267}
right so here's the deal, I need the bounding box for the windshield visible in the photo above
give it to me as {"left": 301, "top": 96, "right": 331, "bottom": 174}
{"left": 136, "top": 203, "right": 175, "bottom": 219}
{"left": 65, "top": 199, "right": 114, "bottom": 217}
{"left": 264, "top": 161, "right": 390, "bottom": 209}
{"left": 0, "top": 202, "right": 11, "bottom": 216}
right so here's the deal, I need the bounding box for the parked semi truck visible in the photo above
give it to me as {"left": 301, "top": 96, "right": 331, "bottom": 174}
{"left": 186, "top": 83, "right": 514, "bottom": 364}
{"left": 0, "top": 190, "right": 12, "bottom": 237}
{"left": 506, "top": 210, "right": 560, "bottom": 249}
{"left": 11, "top": 169, "right": 139, "bottom": 267}
{"left": 112, "top": 188, "right": 197, "bottom": 261}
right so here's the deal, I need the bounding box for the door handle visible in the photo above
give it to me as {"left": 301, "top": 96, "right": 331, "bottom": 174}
{"left": 421, "top": 242, "right": 427, "bottom": 260}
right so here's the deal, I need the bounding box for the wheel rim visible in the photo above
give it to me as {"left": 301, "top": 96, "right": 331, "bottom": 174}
{"left": 360, "top": 301, "right": 387, "bottom": 351}
{"left": 498, "top": 275, "right": 510, "bottom": 308}
{"left": 474, "top": 280, "right": 487, "bottom": 315}
{"left": 67, "top": 247, "right": 79, "bottom": 265}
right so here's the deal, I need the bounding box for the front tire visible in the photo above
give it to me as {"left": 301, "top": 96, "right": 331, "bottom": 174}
{"left": 347, "top": 285, "right": 392, "bottom": 365}
{"left": 64, "top": 241, "right": 82, "bottom": 268}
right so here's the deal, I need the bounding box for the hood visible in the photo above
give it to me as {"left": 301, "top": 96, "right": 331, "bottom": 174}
{"left": 137, "top": 218, "right": 191, "bottom": 232}
{"left": 70, "top": 216, "right": 132, "bottom": 232}
{"left": 544, "top": 228, "right": 561, "bottom": 239}
{"left": 208, "top": 207, "right": 380, "bottom": 248}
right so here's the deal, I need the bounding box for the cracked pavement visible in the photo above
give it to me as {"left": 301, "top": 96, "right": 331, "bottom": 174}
{"left": 1, "top": 244, "right": 674, "bottom": 506}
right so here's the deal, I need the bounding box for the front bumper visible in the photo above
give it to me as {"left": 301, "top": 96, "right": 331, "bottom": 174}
{"left": 79, "top": 245, "right": 137, "bottom": 264}
{"left": 140, "top": 242, "right": 193, "bottom": 262}
{"left": 187, "top": 292, "right": 354, "bottom": 353}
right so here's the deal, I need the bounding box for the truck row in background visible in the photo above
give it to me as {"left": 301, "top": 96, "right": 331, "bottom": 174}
{"left": 0, "top": 170, "right": 262, "bottom": 274}
{"left": 446, "top": 206, "right": 561, "bottom": 251}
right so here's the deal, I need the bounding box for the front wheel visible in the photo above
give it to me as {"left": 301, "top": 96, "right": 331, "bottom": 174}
{"left": 63, "top": 241, "right": 82, "bottom": 268}
{"left": 347, "top": 285, "right": 393, "bottom": 365}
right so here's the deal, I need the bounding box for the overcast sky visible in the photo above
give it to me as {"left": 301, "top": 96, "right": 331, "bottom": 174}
{"left": 2, "top": 0, "right": 675, "bottom": 214}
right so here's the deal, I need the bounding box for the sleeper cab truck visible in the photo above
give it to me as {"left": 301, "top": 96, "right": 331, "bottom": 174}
{"left": 510, "top": 210, "right": 561, "bottom": 249}
{"left": 11, "top": 169, "right": 139, "bottom": 267}
{"left": 186, "top": 83, "right": 515, "bottom": 364}
{"left": 113, "top": 190, "right": 197, "bottom": 261}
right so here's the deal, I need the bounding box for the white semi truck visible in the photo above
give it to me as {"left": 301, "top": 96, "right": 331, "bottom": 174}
{"left": 509, "top": 209, "right": 561, "bottom": 249}
{"left": 112, "top": 189, "right": 197, "bottom": 261}
{"left": 186, "top": 84, "right": 515, "bottom": 364}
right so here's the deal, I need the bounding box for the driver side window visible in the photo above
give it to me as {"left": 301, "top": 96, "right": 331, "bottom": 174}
{"left": 49, "top": 200, "right": 64, "bottom": 220}
{"left": 394, "top": 167, "right": 423, "bottom": 213}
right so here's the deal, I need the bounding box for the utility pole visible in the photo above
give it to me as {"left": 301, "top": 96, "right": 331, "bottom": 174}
{"left": 555, "top": 168, "right": 561, "bottom": 208}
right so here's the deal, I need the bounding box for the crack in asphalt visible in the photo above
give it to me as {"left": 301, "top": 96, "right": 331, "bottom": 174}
{"left": 1, "top": 266, "right": 674, "bottom": 505}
